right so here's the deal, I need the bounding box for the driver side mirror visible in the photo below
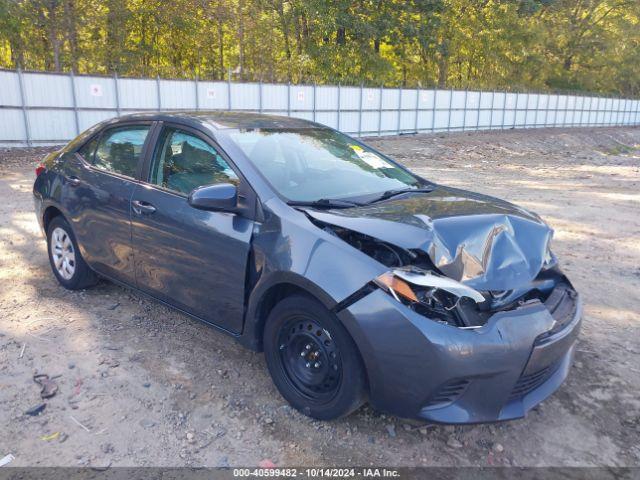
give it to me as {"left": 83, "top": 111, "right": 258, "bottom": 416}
{"left": 188, "top": 183, "right": 238, "bottom": 212}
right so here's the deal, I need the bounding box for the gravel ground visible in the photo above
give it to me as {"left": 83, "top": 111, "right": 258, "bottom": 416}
{"left": 0, "top": 127, "right": 639, "bottom": 468}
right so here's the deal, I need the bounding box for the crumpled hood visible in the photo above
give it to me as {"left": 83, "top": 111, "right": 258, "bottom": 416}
{"left": 306, "top": 186, "right": 553, "bottom": 291}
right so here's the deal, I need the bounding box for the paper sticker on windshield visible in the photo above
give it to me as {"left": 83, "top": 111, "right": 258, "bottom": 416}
{"left": 351, "top": 145, "right": 392, "bottom": 169}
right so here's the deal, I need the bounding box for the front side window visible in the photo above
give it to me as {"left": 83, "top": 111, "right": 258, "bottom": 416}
{"left": 150, "top": 128, "right": 239, "bottom": 195}
{"left": 227, "top": 128, "right": 422, "bottom": 202}
{"left": 94, "top": 126, "right": 150, "bottom": 177}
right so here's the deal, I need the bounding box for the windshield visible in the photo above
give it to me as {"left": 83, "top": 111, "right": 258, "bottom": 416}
{"left": 227, "top": 128, "right": 424, "bottom": 202}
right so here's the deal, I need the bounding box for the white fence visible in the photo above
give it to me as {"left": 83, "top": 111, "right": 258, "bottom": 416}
{"left": 1, "top": 68, "right": 639, "bottom": 147}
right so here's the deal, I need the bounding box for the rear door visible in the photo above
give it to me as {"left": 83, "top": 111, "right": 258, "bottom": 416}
{"left": 130, "top": 124, "right": 255, "bottom": 333}
{"left": 63, "top": 123, "right": 152, "bottom": 284}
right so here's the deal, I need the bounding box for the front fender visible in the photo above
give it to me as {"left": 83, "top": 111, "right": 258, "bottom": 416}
{"left": 239, "top": 201, "right": 386, "bottom": 350}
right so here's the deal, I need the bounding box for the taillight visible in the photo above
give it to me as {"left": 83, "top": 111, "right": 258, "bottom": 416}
{"left": 35, "top": 164, "right": 46, "bottom": 177}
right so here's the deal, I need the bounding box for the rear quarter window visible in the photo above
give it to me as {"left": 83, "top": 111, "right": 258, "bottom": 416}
{"left": 77, "top": 136, "right": 99, "bottom": 163}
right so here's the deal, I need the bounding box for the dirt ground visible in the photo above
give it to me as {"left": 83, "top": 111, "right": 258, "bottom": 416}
{"left": 0, "top": 127, "right": 639, "bottom": 468}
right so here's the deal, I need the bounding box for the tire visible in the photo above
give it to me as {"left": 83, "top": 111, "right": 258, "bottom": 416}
{"left": 46, "top": 216, "right": 98, "bottom": 290}
{"left": 263, "top": 294, "right": 367, "bottom": 420}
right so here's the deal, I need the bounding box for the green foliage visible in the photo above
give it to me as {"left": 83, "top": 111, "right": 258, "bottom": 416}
{"left": 0, "top": 0, "right": 638, "bottom": 95}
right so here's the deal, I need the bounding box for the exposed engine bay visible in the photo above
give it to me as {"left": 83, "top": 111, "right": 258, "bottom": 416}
{"left": 322, "top": 224, "right": 421, "bottom": 268}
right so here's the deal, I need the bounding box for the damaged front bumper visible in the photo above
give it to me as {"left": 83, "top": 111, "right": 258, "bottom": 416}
{"left": 337, "top": 282, "right": 582, "bottom": 423}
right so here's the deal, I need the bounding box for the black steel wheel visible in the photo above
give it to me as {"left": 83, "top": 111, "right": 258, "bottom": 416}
{"left": 264, "top": 294, "right": 366, "bottom": 420}
{"left": 278, "top": 317, "right": 342, "bottom": 401}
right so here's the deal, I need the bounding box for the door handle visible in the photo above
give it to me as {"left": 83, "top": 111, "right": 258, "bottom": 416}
{"left": 132, "top": 200, "right": 157, "bottom": 215}
{"left": 68, "top": 176, "right": 81, "bottom": 187}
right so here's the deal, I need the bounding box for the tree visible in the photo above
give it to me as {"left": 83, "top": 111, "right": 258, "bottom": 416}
{"left": 0, "top": 0, "right": 637, "bottom": 95}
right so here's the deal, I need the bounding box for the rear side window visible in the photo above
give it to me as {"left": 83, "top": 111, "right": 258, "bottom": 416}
{"left": 150, "top": 127, "right": 239, "bottom": 195}
{"left": 93, "top": 126, "right": 150, "bottom": 178}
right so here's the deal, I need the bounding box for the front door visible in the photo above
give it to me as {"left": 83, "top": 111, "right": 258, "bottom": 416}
{"left": 130, "top": 125, "right": 254, "bottom": 334}
{"left": 64, "top": 124, "right": 151, "bottom": 284}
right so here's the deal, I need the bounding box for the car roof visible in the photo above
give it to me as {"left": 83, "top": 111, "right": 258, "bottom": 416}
{"left": 113, "top": 111, "right": 323, "bottom": 130}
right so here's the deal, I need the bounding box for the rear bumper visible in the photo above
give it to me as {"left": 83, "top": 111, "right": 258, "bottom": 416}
{"left": 33, "top": 192, "right": 45, "bottom": 236}
{"left": 338, "top": 285, "right": 582, "bottom": 423}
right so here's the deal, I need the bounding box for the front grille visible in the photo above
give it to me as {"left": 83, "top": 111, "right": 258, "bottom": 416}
{"left": 509, "top": 361, "right": 560, "bottom": 400}
{"left": 423, "top": 379, "right": 469, "bottom": 409}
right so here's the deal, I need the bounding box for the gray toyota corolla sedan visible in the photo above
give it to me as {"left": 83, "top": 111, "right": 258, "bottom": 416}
{"left": 33, "top": 111, "right": 581, "bottom": 423}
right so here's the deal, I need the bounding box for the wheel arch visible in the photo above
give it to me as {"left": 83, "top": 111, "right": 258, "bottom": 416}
{"left": 241, "top": 273, "right": 371, "bottom": 390}
{"left": 241, "top": 274, "right": 335, "bottom": 351}
{"left": 43, "top": 205, "right": 64, "bottom": 233}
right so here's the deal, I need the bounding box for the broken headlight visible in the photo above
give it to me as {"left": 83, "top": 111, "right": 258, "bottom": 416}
{"left": 374, "top": 268, "right": 489, "bottom": 328}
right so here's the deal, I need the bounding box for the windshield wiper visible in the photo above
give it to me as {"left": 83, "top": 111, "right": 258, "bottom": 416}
{"left": 365, "top": 186, "right": 434, "bottom": 205}
{"left": 287, "top": 198, "right": 362, "bottom": 209}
